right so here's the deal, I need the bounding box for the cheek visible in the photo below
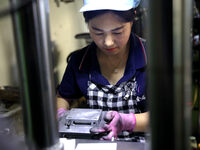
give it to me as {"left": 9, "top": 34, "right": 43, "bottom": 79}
{"left": 90, "top": 35, "right": 103, "bottom": 46}
{"left": 116, "top": 35, "right": 130, "bottom": 46}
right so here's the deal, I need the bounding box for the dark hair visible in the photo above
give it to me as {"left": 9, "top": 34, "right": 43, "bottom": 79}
{"left": 83, "top": 8, "right": 135, "bottom": 23}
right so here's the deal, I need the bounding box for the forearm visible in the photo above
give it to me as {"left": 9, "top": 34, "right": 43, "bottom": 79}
{"left": 134, "top": 112, "right": 149, "bottom": 132}
{"left": 57, "top": 96, "right": 70, "bottom": 110}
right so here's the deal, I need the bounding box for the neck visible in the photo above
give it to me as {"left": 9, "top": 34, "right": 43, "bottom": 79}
{"left": 97, "top": 46, "right": 129, "bottom": 74}
{"left": 97, "top": 41, "right": 130, "bottom": 63}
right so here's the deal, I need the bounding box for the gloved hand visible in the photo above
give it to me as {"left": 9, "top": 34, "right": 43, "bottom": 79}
{"left": 57, "top": 108, "right": 67, "bottom": 119}
{"left": 90, "top": 111, "right": 136, "bottom": 140}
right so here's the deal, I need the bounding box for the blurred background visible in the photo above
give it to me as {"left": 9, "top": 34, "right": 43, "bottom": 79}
{"left": 0, "top": 0, "right": 199, "bottom": 149}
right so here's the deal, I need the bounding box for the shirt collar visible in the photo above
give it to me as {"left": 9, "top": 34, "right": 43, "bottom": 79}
{"left": 78, "top": 42, "right": 97, "bottom": 72}
{"left": 79, "top": 33, "right": 147, "bottom": 84}
{"left": 125, "top": 33, "right": 147, "bottom": 72}
{"left": 118, "top": 33, "right": 147, "bottom": 83}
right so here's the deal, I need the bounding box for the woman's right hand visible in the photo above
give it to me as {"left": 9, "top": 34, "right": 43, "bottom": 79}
{"left": 57, "top": 108, "right": 67, "bottom": 119}
{"left": 57, "top": 96, "right": 70, "bottom": 119}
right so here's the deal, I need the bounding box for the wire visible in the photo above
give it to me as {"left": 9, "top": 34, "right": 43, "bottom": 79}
{"left": 0, "top": 0, "right": 33, "bottom": 19}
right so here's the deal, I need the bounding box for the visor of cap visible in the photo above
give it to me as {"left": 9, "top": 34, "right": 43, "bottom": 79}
{"left": 80, "top": 0, "right": 140, "bottom": 12}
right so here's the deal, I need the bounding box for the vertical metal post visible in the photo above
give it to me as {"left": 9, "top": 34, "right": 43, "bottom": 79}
{"left": 148, "top": 0, "right": 192, "bottom": 150}
{"left": 173, "top": 0, "right": 192, "bottom": 150}
{"left": 10, "top": 0, "right": 63, "bottom": 149}
{"left": 148, "top": 0, "right": 174, "bottom": 149}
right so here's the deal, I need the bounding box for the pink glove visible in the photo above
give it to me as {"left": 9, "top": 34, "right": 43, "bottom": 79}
{"left": 57, "top": 108, "right": 67, "bottom": 119}
{"left": 90, "top": 111, "right": 136, "bottom": 140}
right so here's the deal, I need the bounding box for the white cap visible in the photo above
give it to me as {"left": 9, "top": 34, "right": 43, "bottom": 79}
{"left": 80, "top": 0, "right": 141, "bottom": 12}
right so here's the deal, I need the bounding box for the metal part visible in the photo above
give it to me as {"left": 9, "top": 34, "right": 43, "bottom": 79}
{"left": 66, "top": 108, "right": 102, "bottom": 125}
{"left": 148, "top": 0, "right": 192, "bottom": 150}
{"left": 148, "top": 1, "right": 174, "bottom": 149}
{"left": 10, "top": 0, "right": 60, "bottom": 149}
{"left": 173, "top": 0, "right": 192, "bottom": 150}
{"left": 59, "top": 109, "right": 104, "bottom": 139}
{"left": 0, "top": 0, "right": 32, "bottom": 18}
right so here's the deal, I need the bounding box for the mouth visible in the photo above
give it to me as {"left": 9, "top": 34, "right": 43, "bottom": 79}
{"left": 105, "top": 48, "right": 116, "bottom": 52}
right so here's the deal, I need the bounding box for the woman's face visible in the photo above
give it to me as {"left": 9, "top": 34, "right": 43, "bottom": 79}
{"left": 88, "top": 12, "right": 133, "bottom": 56}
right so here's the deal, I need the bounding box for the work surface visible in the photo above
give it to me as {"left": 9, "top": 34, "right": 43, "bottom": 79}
{"left": 0, "top": 135, "right": 149, "bottom": 150}
{"left": 60, "top": 138, "right": 149, "bottom": 150}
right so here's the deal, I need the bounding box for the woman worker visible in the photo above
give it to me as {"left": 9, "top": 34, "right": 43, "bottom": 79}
{"left": 57, "top": 0, "right": 149, "bottom": 142}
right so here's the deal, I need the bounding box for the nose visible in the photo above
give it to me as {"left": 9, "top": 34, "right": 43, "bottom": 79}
{"left": 104, "top": 34, "right": 114, "bottom": 47}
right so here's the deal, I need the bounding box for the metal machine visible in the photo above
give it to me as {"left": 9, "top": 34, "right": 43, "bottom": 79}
{"left": 59, "top": 108, "right": 107, "bottom": 139}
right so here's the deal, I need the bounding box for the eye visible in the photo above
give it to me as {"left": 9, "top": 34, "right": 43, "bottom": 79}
{"left": 113, "top": 32, "right": 122, "bottom": 35}
{"left": 95, "top": 33, "right": 104, "bottom": 36}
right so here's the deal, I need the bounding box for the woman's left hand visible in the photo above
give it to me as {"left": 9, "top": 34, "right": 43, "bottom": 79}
{"left": 90, "top": 111, "right": 136, "bottom": 140}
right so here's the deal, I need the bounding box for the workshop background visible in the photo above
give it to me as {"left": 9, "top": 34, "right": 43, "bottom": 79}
{"left": 0, "top": 0, "right": 88, "bottom": 86}
{"left": 0, "top": 0, "right": 88, "bottom": 146}
{"left": 0, "top": 0, "right": 199, "bottom": 149}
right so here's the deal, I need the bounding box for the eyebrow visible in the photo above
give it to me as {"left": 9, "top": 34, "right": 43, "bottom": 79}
{"left": 91, "top": 25, "right": 124, "bottom": 32}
